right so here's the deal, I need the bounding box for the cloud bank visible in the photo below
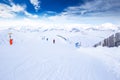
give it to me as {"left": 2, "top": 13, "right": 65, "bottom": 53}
{"left": 62, "top": 0, "right": 120, "bottom": 16}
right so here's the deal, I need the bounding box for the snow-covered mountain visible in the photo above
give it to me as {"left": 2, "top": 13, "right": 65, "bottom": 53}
{"left": 0, "top": 23, "right": 120, "bottom": 47}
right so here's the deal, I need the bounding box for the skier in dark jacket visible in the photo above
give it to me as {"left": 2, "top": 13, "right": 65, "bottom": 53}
{"left": 53, "top": 39, "right": 55, "bottom": 44}
{"left": 46, "top": 38, "right": 48, "bottom": 41}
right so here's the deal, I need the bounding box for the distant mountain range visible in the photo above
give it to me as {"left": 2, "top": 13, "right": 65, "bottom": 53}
{"left": 0, "top": 23, "right": 120, "bottom": 47}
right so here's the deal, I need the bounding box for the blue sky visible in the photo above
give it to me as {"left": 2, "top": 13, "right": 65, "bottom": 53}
{"left": 0, "top": 0, "right": 120, "bottom": 25}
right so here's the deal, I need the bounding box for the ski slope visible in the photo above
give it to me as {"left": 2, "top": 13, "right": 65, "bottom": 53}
{"left": 0, "top": 28, "right": 120, "bottom": 80}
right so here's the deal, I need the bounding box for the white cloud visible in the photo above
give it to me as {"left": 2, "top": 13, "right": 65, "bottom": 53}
{"left": 24, "top": 11, "right": 38, "bottom": 18}
{"left": 100, "top": 23, "right": 118, "bottom": 30}
{"left": 0, "top": 1, "right": 38, "bottom": 18}
{"left": 0, "top": 3, "right": 16, "bottom": 18}
{"left": 11, "top": 4, "right": 25, "bottom": 12}
{"left": 0, "top": 18, "right": 119, "bottom": 31}
{"left": 30, "top": 0, "right": 40, "bottom": 12}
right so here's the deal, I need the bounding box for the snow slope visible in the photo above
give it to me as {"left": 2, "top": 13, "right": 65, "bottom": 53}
{"left": 0, "top": 27, "right": 120, "bottom": 80}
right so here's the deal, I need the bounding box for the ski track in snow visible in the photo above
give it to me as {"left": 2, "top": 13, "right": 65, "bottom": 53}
{"left": 0, "top": 29, "right": 120, "bottom": 80}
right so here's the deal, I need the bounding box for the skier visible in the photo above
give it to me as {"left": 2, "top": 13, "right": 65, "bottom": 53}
{"left": 75, "top": 42, "right": 81, "bottom": 48}
{"left": 46, "top": 38, "right": 48, "bottom": 41}
{"left": 53, "top": 39, "right": 55, "bottom": 44}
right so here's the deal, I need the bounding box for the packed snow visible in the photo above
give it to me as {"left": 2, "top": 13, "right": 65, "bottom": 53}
{"left": 0, "top": 27, "right": 120, "bottom": 80}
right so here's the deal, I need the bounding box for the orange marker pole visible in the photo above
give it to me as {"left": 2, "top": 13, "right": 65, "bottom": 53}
{"left": 9, "top": 39, "right": 13, "bottom": 45}
{"left": 8, "top": 33, "right": 13, "bottom": 45}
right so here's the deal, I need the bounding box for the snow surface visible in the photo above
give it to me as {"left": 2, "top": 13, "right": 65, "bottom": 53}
{"left": 0, "top": 28, "right": 120, "bottom": 80}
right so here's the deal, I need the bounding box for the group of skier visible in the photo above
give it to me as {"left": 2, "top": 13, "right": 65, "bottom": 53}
{"left": 7, "top": 33, "right": 81, "bottom": 48}
{"left": 44, "top": 37, "right": 56, "bottom": 44}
